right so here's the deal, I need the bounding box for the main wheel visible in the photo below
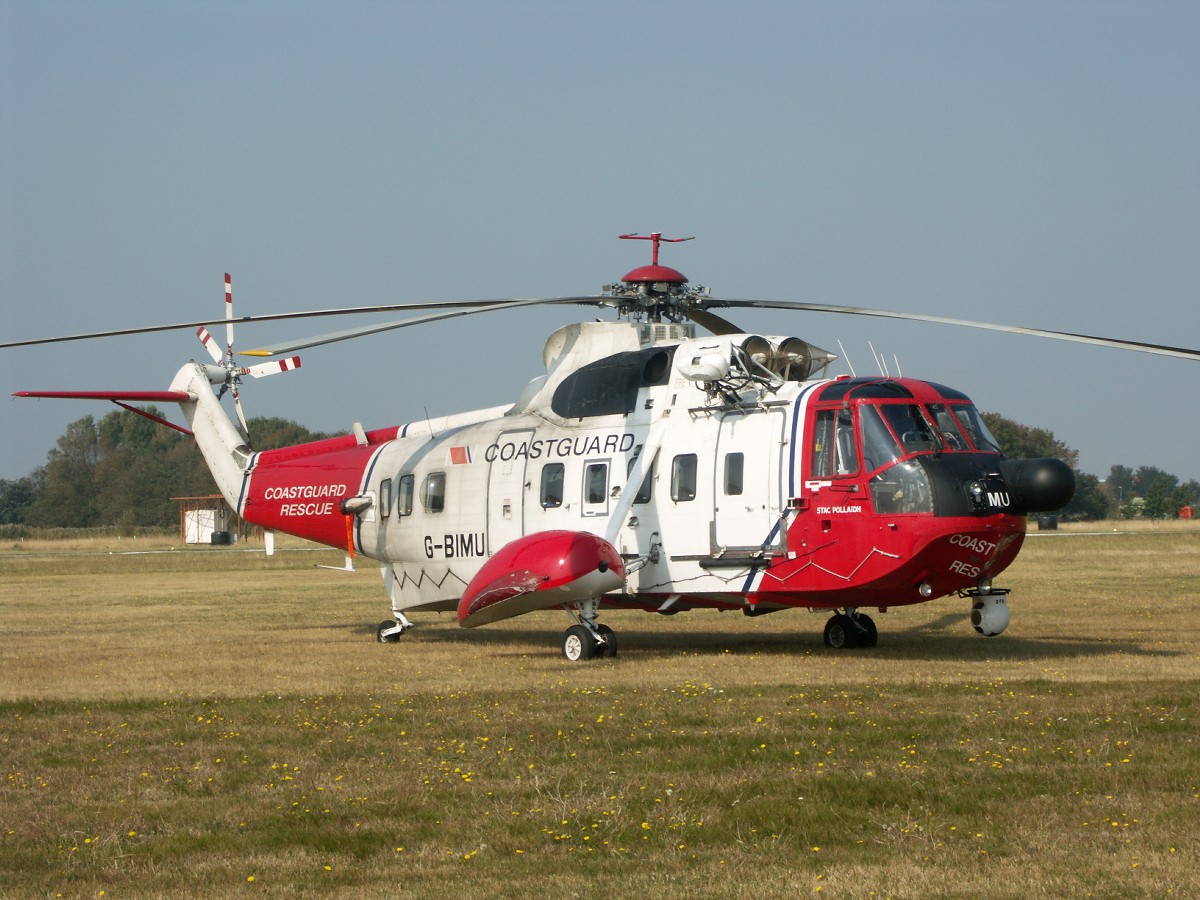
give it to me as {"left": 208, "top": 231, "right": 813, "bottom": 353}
{"left": 377, "top": 620, "right": 402, "bottom": 644}
{"left": 823, "top": 613, "right": 857, "bottom": 649}
{"left": 595, "top": 624, "right": 618, "bottom": 658}
{"left": 855, "top": 613, "right": 878, "bottom": 648}
{"left": 562, "top": 624, "right": 599, "bottom": 661}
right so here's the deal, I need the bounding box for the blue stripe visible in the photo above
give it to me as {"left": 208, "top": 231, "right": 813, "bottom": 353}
{"left": 787, "top": 382, "right": 823, "bottom": 497}
{"left": 741, "top": 385, "right": 821, "bottom": 594}
{"left": 352, "top": 443, "right": 392, "bottom": 553}
{"left": 235, "top": 452, "right": 259, "bottom": 517}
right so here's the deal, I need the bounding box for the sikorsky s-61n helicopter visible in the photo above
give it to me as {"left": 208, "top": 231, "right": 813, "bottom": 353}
{"left": 11, "top": 234, "right": 1200, "bottom": 660}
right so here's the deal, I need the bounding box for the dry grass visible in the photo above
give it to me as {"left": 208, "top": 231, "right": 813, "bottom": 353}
{"left": 1, "top": 522, "right": 1197, "bottom": 897}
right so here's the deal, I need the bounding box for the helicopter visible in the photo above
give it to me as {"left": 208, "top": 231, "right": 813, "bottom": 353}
{"left": 10, "top": 234, "right": 1200, "bottom": 660}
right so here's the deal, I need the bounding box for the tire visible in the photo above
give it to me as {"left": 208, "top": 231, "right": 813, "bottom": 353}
{"left": 377, "top": 620, "right": 401, "bottom": 644}
{"left": 562, "top": 624, "right": 598, "bottom": 661}
{"left": 856, "top": 614, "right": 878, "bottom": 648}
{"left": 823, "top": 613, "right": 857, "bottom": 649}
{"left": 595, "top": 624, "right": 618, "bottom": 659}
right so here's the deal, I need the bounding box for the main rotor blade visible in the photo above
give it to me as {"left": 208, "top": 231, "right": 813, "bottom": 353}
{"left": 705, "top": 298, "right": 1200, "bottom": 361}
{"left": 240, "top": 296, "right": 602, "bottom": 357}
{"left": 0, "top": 296, "right": 610, "bottom": 350}
{"left": 686, "top": 307, "right": 744, "bottom": 336}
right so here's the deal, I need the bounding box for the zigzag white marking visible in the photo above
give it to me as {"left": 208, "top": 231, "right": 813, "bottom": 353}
{"left": 761, "top": 546, "right": 901, "bottom": 585}
{"left": 392, "top": 566, "right": 469, "bottom": 592}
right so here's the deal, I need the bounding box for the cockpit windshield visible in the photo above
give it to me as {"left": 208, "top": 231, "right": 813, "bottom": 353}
{"left": 860, "top": 400, "right": 1000, "bottom": 460}
{"left": 878, "top": 404, "right": 939, "bottom": 453}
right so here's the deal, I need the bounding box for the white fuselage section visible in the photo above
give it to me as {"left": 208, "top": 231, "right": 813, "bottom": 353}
{"left": 347, "top": 322, "right": 817, "bottom": 613}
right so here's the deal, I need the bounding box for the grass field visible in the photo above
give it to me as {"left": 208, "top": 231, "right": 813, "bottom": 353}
{"left": 2, "top": 523, "right": 1198, "bottom": 898}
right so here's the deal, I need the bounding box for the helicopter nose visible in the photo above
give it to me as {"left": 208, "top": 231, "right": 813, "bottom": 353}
{"left": 998, "top": 457, "right": 1076, "bottom": 514}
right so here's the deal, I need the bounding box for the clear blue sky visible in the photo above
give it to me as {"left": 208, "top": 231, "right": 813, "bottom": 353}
{"left": 2, "top": 1, "right": 1198, "bottom": 483}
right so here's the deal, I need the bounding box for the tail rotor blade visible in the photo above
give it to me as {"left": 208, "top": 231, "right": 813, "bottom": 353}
{"left": 196, "top": 326, "right": 224, "bottom": 364}
{"left": 242, "top": 356, "right": 302, "bottom": 379}
{"left": 224, "top": 273, "right": 235, "bottom": 360}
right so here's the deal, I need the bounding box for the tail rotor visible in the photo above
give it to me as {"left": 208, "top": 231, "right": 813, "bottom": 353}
{"left": 197, "top": 273, "right": 301, "bottom": 439}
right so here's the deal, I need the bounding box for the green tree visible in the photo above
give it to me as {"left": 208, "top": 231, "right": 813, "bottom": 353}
{"left": 1177, "top": 480, "right": 1200, "bottom": 510}
{"left": 246, "top": 416, "right": 332, "bottom": 451}
{"left": 1108, "top": 464, "right": 1135, "bottom": 501}
{"left": 93, "top": 407, "right": 192, "bottom": 529}
{"left": 20, "top": 409, "right": 331, "bottom": 529}
{"left": 1062, "top": 472, "right": 1108, "bottom": 521}
{"left": 27, "top": 417, "right": 102, "bottom": 526}
{"left": 0, "top": 471, "right": 43, "bottom": 524}
{"left": 1133, "top": 465, "right": 1177, "bottom": 499}
{"left": 979, "top": 412, "right": 1079, "bottom": 468}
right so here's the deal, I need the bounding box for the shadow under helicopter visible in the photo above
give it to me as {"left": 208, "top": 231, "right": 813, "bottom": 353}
{"left": 335, "top": 614, "right": 1174, "bottom": 664}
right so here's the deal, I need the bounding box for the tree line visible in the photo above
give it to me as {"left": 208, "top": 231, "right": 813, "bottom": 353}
{"left": 1, "top": 408, "right": 1196, "bottom": 528}
{"left": 0, "top": 408, "right": 329, "bottom": 529}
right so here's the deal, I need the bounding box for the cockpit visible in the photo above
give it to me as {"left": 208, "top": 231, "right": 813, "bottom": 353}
{"left": 809, "top": 378, "right": 1006, "bottom": 515}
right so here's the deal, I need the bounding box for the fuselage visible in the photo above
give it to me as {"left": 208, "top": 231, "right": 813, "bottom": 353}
{"left": 228, "top": 321, "right": 1072, "bottom": 620}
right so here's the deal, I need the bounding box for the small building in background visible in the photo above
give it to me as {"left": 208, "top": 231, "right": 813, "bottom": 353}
{"left": 173, "top": 495, "right": 255, "bottom": 544}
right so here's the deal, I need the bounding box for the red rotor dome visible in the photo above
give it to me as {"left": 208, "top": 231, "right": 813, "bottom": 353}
{"left": 621, "top": 263, "right": 688, "bottom": 284}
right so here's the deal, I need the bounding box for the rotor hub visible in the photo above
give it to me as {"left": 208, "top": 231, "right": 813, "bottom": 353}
{"left": 620, "top": 263, "right": 689, "bottom": 286}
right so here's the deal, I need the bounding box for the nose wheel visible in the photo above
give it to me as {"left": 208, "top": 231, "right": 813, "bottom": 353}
{"left": 823, "top": 610, "right": 878, "bottom": 649}
{"left": 561, "top": 600, "right": 618, "bottom": 660}
{"left": 376, "top": 611, "right": 415, "bottom": 644}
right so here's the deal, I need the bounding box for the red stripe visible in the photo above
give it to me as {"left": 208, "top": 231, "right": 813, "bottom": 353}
{"left": 14, "top": 390, "right": 193, "bottom": 401}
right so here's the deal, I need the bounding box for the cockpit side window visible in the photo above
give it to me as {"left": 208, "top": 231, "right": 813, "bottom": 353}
{"left": 811, "top": 408, "right": 859, "bottom": 477}
{"left": 928, "top": 403, "right": 968, "bottom": 451}
{"left": 952, "top": 404, "right": 1002, "bottom": 453}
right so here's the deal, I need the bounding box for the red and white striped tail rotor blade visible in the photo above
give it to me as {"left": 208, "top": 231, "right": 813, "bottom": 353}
{"left": 242, "top": 356, "right": 302, "bottom": 379}
{"left": 224, "top": 273, "right": 235, "bottom": 356}
{"left": 196, "top": 326, "right": 225, "bottom": 364}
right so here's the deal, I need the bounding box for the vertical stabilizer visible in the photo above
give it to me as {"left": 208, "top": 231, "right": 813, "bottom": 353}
{"left": 169, "top": 362, "right": 252, "bottom": 509}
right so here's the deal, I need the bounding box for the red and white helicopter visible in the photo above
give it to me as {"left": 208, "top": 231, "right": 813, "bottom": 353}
{"left": 11, "top": 234, "right": 1200, "bottom": 659}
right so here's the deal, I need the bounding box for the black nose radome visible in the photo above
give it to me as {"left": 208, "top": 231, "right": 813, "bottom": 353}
{"left": 999, "top": 458, "right": 1076, "bottom": 513}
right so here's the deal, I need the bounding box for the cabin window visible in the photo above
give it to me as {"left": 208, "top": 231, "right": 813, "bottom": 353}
{"left": 811, "top": 409, "right": 858, "bottom": 477}
{"left": 379, "top": 479, "right": 393, "bottom": 518}
{"left": 724, "top": 452, "right": 744, "bottom": 495}
{"left": 671, "top": 453, "right": 698, "bottom": 502}
{"left": 540, "top": 463, "right": 565, "bottom": 508}
{"left": 582, "top": 461, "right": 610, "bottom": 517}
{"left": 397, "top": 474, "right": 415, "bottom": 516}
{"left": 584, "top": 462, "right": 608, "bottom": 505}
{"left": 550, "top": 347, "right": 676, "bottom": 418}
{"left": 627, "top": 450, "right": 653, "bottom": 504}
{"left": 421, "top": 472, "right": 446, "bottom": 513}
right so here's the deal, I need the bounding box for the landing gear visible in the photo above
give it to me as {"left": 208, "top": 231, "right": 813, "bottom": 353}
{"left": 560, "top": 599, "right": 617, "bottom": 661}
{"left": 376, "top": 611, "right": 415, "bottom": 644}
{"left": 562, "top": 624, "right": 598, "bottom": 661}
{"left": 822, "top": 609, "right": 878, "bottom": 649}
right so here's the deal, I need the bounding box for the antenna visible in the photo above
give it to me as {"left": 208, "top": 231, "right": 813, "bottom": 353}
{"left": 837, "top": 340, "right": 856, "bottom": 377}
{"left": 869, "top": 341, "right": 888, "bottom": 376}
{"left": 618, "top": 232, "right": 694, "bottom": 265}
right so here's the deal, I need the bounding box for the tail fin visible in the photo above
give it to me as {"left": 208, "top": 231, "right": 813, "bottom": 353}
{"left": 169, "top": 362, "right": 253, "bottom": 509}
